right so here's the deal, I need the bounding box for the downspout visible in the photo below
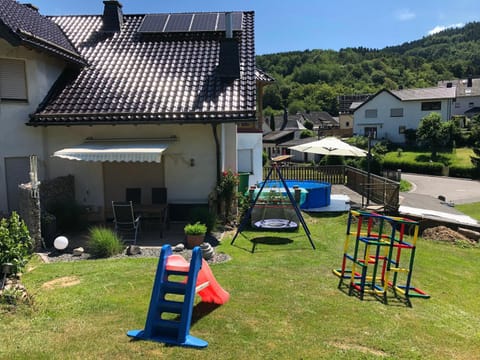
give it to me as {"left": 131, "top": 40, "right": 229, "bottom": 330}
{"left": 211, "top": 123, "right": 221, "bottom": 211}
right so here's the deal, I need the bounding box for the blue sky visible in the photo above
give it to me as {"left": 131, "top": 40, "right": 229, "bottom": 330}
{"left": 32, "top": 0, "right": 480, "bottom": 55}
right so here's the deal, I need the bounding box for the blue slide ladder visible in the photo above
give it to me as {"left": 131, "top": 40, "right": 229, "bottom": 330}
{"left": 127, "top": 244, "right": 208, "bottom": 348}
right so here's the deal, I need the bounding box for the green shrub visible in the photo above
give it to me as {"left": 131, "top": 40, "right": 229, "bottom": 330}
{"left": 0, "top": 212, "right": 33, "bottom": 274}
{"left": 383, "top": 158, "right": 444, "bottom": 175}
{"left": 448, "top": 165, "right": 476, "bottom": 179}
{"left": 184, "top": 222, "right": 207, "bottom": 235}
{"left": 87, "top": 227, "right": 123, "bottom": 258}
{"left": 47, "top": 199, "right": 87, "bottom": 232}
{"left": 189, "top": 207, "right": 217, "bottom": 233}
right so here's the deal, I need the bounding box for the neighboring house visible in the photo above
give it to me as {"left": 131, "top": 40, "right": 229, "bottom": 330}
{"left": 281, "top": 137, "right": 319, "bottom": 163}
{"left": 353, "top": 87, "right": 456, "bottom": 143}
{"left": 302, "top": 111, "right": 338, "bottom": 130}
{"left": 0, "top": 0, "right": 266, "bottom": 220}
{"left": 263, "top": 130, "right": 295, "bottom": 159}
{"left": 439, "top": 77, "right": 480, "bottom": 119}
{"left": 337, "top": 94, "right": 371, "bottom": 134}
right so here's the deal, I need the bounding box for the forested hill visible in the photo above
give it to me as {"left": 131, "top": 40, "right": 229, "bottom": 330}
{"left": 256, "top": 21, "right": 480, "bottom": 116}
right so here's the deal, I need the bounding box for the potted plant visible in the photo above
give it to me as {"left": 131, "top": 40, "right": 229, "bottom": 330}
{"left": 184, "top": 222, "right": 207, "bottom": 249}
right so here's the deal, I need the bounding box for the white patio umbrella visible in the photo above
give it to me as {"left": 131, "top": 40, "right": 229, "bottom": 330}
{"left": 288, "top": 136, "right": 367, "bottom": 157}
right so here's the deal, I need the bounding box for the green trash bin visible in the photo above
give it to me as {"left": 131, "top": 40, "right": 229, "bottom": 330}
{"left": 238, "top": 172, "right": 250, "bottom": 194}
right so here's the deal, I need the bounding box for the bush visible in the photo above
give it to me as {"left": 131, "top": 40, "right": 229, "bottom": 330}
{"left": 184, "top": 222, "right": 207, "bottom": 235}
{"left": 87, "top": 227, "right": 123, "bottom": 258}
{"left": 189, "top": 207, "right": 217, "bottom": 233}
{"left": 448, "top": 165, "right": 477, "bottom": 179}
{"left": 383, "top": 158, "right": 444, "bottom": 175}
{"left": 47, "top": 199, "right": 87, "bottom": 232}
{"left": 0, "top": 212, "right": 33, "bottom": 274}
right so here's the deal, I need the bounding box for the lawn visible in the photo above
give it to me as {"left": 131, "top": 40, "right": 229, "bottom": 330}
{"left": 385, "top": 147, "right": 475, "bottom": 167}
{"left": 2, "top": 213, "right": 480, "bottom": 359}
{"left": 456, "top": 202, "right": 480, "bottom": 221}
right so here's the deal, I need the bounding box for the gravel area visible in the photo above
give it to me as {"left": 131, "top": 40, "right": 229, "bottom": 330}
{"left": 37, "top": 233, "right": 232, "bottom": 265}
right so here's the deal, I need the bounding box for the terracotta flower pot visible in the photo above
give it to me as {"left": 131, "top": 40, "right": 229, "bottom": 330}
{"left": 186, "top": 234, "right": 205, "bottom": 249}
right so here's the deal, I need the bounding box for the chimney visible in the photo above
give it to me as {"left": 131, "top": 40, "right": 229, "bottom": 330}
{"left": 216, "top": 12, "right": 240, "bottom": 80}
{"left": 102, "top": 0, "right": 123, "bottom": 32}
{"left": 467, "top": 76, "right": 473, "bottom": 88}
{"left": 446, "top": 82, "right": 453, "bottom": 88}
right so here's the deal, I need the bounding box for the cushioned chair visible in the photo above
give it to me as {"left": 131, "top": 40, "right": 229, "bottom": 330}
{"left": 112, "top": 201, "right": 141, "bottom": 244}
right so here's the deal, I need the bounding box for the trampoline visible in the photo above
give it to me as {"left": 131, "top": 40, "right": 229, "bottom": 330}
{"left": 254, "top": 219, "right": 298, "bottom": 230}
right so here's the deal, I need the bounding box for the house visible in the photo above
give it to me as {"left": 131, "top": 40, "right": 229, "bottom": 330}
{"left": 439, "top": 77, "right": 480, "bottom": 120}
{"left": 0, "top": 0, "right": 267, "bottom": 221}
{"left": 353, "top": 87, "right": 456, "bottom": 143}
{"left": 337, "top": 94, "right": 371, "bottom": 134}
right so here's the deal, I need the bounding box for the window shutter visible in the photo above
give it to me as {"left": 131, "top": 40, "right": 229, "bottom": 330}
{"left": 0, "top": 59, "right": 27, "bottom": 100}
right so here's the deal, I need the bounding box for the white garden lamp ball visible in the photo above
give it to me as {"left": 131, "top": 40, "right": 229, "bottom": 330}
{"left": 54, "top": 236, "right": 69, "bottom": 250}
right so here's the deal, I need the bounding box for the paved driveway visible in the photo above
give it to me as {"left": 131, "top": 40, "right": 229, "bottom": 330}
{"left": 401, "top": 173, "right": 480, "bottom": 205}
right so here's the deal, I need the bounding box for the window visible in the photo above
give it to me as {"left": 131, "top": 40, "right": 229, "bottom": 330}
{"left": 345, "top": 121, "right": 350, "bottom": 127}
{"left": 364, "top": 127, "right": 377, "bottom": 139}
{"left": 0, "top": 58, "right": 27, "bottom": 101}
{"left": 399, "top": 126, "right": 406, "bottom": 134}
{"left": 238, "top": 149, "right": 253, "bottom": 173}
{"left": 390, "top": 108, "right": 404, "bottom": 117}
{"left": 365, "top": 109, "right": 377, "bottom": 118}
{"left": 421, "top": 101, "right": 441, "bottom": 111}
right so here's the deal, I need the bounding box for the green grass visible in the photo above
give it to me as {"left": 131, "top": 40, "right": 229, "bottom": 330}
{"left": 456, "top": 202, "right": 480, "bottom": 221}
{"left": 385, "top": 147, "right": 474, "bottom": 168}
{"left": 399, "top": 179, "right": 412, "bottom": 192}
{"left": 2, "top": 213, "right": 480, "bottom": 359}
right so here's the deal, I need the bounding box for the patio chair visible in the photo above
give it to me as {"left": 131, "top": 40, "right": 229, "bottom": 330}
{"left": 112, "top": 201, "right": 141, "bottom": 244}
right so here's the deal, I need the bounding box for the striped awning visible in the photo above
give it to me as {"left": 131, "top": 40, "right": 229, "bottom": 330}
{"left": 53, "top": 141, "right": 168, "bottom": 163}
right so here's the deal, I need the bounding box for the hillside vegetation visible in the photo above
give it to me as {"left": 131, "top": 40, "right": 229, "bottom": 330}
{"left": 257, "top": 22, "right": 480, "bottom": 115}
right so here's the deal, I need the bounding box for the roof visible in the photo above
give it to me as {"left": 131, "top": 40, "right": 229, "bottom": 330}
{"left": 29, "top": 8, "right": 256, "bottom": 125}
{"left": 0, "top": 0, "right": 85, "bottom": 66}
{"left": 255, "top": 68, "right": 275, "bottom": 83}
{"left": 390, "top": 87, "right": 456, "bottom": 101}
{"left": 464, "top": 106, "right": 480, "bottom": 116}
{"left": 439, "top": 78, "right": 480, "bottom": 97}
{"left": 263, "top": 130, "right": 294, "bottom": 142}
{"left": 355, "top": 87, "right": 456, "bottom": 113}
{"left": 302, "top": 111, "right": 338, "bottom": 126}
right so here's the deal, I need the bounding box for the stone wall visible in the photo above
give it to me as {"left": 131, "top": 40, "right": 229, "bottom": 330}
{"left": 17, "top": 183, "right": 42, "bottom": 250}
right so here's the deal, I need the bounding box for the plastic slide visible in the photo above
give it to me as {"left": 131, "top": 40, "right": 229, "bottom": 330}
{"left": 166, "top": 255, "right": 230, "bottom": 305}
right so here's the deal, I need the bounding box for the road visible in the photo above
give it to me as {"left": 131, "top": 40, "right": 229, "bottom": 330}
{"left": 401, "top": 173, "right": 480, "bottom": 205}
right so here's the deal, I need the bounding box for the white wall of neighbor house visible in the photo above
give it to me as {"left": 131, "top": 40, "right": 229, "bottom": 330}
{"left": 237, "top": 132, "right": 263, "bottom": 186}
{"left": 452, "top": 95, "right": 480, "bottom": 116}
{"left": 43, "top": 123, "right": 227, "bottom": 215}
{"left": 0, "top": 39, "right": 66, "bottom": 212}
{"left": 353, "top": 91, "right": 453, "bottom": 143}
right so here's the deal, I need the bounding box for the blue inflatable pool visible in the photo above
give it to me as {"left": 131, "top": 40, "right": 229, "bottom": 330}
{"left": 259, "top": 180, "right": 331, "bottom": 209}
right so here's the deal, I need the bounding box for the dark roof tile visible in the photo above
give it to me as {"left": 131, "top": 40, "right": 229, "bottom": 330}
{"left": 30, "top": 11, "right": 256, "bottom": 125}
{"left": 0, "top": 0, "right": 85, "bottom": 65}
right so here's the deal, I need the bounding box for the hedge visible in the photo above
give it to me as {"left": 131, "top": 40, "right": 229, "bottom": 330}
{"left": 383, "top": 159, "right": 444, "bottom": 175}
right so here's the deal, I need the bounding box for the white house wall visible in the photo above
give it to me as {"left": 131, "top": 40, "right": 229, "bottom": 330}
{"left": 353, "top": 91, "right": 453, "bottom": 143}
{"left": 43, "top": 124, "right": 226, "bottom": 216}
{"left": 237, "top": 132, "right": 263, "bottom": 186}
{"left": 0, "top": 39, "right": 66, "bottom": 212}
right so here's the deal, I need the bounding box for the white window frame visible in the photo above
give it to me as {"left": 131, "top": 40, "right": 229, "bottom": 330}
{"left": 238, "top": 149, "right": 253, "bottom": 174}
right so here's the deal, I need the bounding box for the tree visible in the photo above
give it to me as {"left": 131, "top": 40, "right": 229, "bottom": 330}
{"left": 416, "top": 112, "right": 448, "bottom": 158}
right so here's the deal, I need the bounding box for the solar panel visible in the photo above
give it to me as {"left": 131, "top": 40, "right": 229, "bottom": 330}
{"left": 138, "top": 12, "right": 243, "bottom": 34}
{"left": 138, "top": 14, "right": 169, "bottom": 33}
{"left": 190, "top": 13, "right": 218, "bottom": 32}
{"left": 164, "top": 13, "right": 194, "bottom": 32}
